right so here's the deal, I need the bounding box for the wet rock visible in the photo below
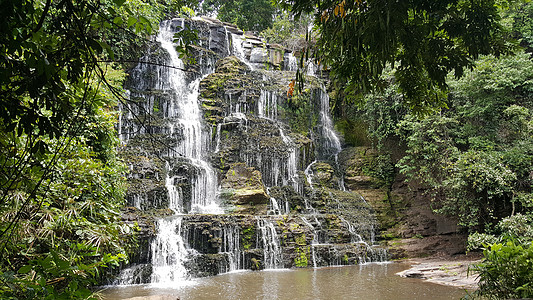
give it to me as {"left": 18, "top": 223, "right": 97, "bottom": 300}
{"left": 116, "top": 16, "right": 388, "bottom": 282}
{"left": 220, "top": 163, "right": 269, "bottom": 214}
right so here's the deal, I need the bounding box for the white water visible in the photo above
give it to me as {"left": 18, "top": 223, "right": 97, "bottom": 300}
{"left": 317, "top": 88, "right": 342, "bottom": 157}
{"left": 150, "top": 216, "right": 189, "bottom": 286}
{"left": 258, "top": 90, "right": 278, "bottom": 120}
{"left": 157, "top": 20, "right": 222, "bottom": 215}
{"left": 125, "top": 19, "right": 224, "bottom": 286}
{"left": 256, "top": 218, "right": 283, "bottom": 269}
{"left": 230, "top": 33, "right": 254, "bottom": 70}
{"left": 304, "top": 160, "right": 318, "bottom": 189}
{"left": 286, "top": 52, "right": 298, "bottom": 72}
{"left": 116, "top": 18, "right": 382, "bottom": 288}
{"left": 221, "top": 224, "right": 243, "bottom": 272}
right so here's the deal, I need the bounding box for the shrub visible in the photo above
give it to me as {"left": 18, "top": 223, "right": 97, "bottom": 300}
{"left": 472, "top": 241, "right": 533, "bottom": 299}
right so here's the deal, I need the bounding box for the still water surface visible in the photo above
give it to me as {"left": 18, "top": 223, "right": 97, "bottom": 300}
{"left": 101, "top": 263, "right": 468, "bottom": 300}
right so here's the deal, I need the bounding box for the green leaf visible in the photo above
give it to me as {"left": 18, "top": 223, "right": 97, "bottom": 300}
{"left": 113, "top": 16, "right": 123, "bottom": 26}
{"left": 127, "top": 16, "right": 137, "bottom": 28}
{"left": 113, "top": 0, "right": 126, "bottom": 6}
{"left": 18, "top": 265, "right": 32, "bottom": 274}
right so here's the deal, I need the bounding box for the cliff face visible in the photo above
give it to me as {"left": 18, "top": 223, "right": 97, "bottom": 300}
{"left": 114, "top": 17, "right": 386, "bottom": 285}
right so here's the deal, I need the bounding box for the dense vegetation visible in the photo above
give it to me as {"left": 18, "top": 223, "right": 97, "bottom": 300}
{"left": 0, "top": 0, "right": 194, "bottom": 298}
{"left": 1, "top": 0, "right": 531, "bottom": 299}
{"left": 317, "top": 2, "right": 533, "bottom": 298}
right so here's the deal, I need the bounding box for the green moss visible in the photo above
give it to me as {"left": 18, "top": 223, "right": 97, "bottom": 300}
{"left": 295, "top": 233, "right": 306, "bottom": 246}
{"left": 241, "top": 226, "right": 255, "bottom": 250}
{"left": 294, "top": 246, "right": 310, "bottom": 267}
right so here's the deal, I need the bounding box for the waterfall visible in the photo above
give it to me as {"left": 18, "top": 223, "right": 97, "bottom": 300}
{"left": 117, "top": 19, "right": 226, "bottom": 286}
{"left": 152, "top": 20, "right": 224, "bottom": 284}
{"left": 150, "top": 217, "right": 189, "bottom": 285}
{"left": 317, "top": 88, "right": 342, "bottom": 158}
{"left": 285, "top": 52, "right": 298, "bottom": 71}
{"left": 221, "top": 224, "right": 243, "bottom": 272}
{"left": 116, "top": 17, "right": 386, "bottom": 286}
{"left": 230, "top": 33, "right": 254, "bottom": 70}
{"left": 157, "top": 20, "right": 222, "bottom": 215}
{"left": 304, "top": 160, "right": 318, "bottom": 189}
{"left": 256, "top": 218, "right": 283, "bottom": 269}
{"left": 258, "top": 90, "right": 278, "bottom": 120}
{"left": 165, "top": 161, "right": 183, "bottom": 213}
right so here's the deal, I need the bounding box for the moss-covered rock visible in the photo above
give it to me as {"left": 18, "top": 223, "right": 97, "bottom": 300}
{"left": 220, "top": 163, "right": 269, "bottom": 214}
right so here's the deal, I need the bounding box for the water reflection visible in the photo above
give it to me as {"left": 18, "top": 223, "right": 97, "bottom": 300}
{"left": 101, "top": 263, "right": 468, "bottom": 300}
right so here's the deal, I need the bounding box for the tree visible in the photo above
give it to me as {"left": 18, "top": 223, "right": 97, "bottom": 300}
{"left": 201, "top": 0, "right": 276, "bottom": 32}
{"left": 279, "top": 0, "right": 513, "bottom": 113}
{"left": 0, "top": 0, "right": 195, "bottom": 297}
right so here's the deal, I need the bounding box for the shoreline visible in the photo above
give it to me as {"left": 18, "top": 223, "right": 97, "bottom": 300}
{"left": 395, "top": 254, "right": 482, "bottom": 289}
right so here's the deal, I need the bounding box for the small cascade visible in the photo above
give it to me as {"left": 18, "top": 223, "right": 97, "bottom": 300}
{"left": 307, "top": 61, "right": 317, "bottom": 76}
{"left": 285, "top": 52, "right": 298, "bottom": 72}
{"left": 339, "top": 216, "right": 364, "bottom": 244}
{"left": 304, "top": 160, "right": 318, "bottom": 189}
{"left": 278, "top": 127, "right": 301, "bottom": 194}
{"left": 267, "top": 187, "right": 289, "bottom": 215}
{"left": 256, "top": 218, "right": 282, "bottom": 269}
{"left": 230, "top": 33, "right": 254, "bottom": 70}
{"left": 317, "top": 88, "right": 342, "bottom": 159}
{"left": 165, "top": 162, "right": 183, "bottom": 212}
{"left": 224, "top": 27, "right": 232, "bottom": 55}
{"left": 256, "top": 89, "right": 302, "bottom": 196}
{"left": 315, "top": 87, "right": 347, "bottom": 191}
{"left": 150, "top": 217, "right": 189, "bottom": 285}
{"left": 221, "top": 224, "right": 243, "bottom": 272}
{"left": 214, "top": 123, "right": 222, "bottom": 153}
{"left": 258, "top": 90, "right": 278, "bottom": 120}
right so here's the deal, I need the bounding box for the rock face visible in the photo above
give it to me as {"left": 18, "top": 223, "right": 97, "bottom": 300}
{"left": 221, "top": 163, "right": 269, "bottom": 214}
{"left": 114, "top": 17, "right": 386, "bottom": 285}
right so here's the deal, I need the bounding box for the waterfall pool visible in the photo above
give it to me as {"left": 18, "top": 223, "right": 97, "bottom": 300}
{"left": 100, "top": 262, "right": 469, "bottom": 299}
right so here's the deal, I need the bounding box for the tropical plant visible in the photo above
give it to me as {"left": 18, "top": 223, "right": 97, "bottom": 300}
{"left": 201, "top": 0, "right": 276, "bottom": 32}
{"left": 0, "top": 0, "right": 197, "bottom": 298}
{"left": 278, "top": 0, "right": 513, "bottom": 113}
{"left": 472, "top": 241, "right": 533, "bottom": 299}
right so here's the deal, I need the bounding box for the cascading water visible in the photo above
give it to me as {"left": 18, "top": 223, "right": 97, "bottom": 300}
{"left": 157, "top": 22, "right": 221, "bottom": 214}
{"left": 285, "top": 52, "right": 298, "bottom": 72}
{"left": 115, "top": 16, "right": 386, "bottom": 288}
{"left": 258, "top": 90, "right": 278, "bottom": 120}
{"left": 150, "top": 217, "right": 189, "bottom": 285}
{"left": 256, "top": 218, "right": 283, "bottom": 269}
{"left": 118, "top": 19, "right": 225, "bottom": 286}
{"left": 317, "top": 88, "right": 342, "bottom": 159}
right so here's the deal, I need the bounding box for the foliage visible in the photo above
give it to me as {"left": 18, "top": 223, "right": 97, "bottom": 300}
{"left": 395, "top": 50, "right": 533, "bottom": 230}
{"left": 0, "top": 97, "right": 129, "bottom": 298}
{"left": 279, "top": 0, "right": 514, "bottom": 113}
{"left": 0, "top": 0, "right": 198, "bottom": 298}
{"left": 501, "top": 1, "right": 533, "bottom": 50}
{"left": 260, "top": 11, "right": 313, "bottom": 51}
{"left": 201, "top": 0, "right": 276, "bottom": 32}
{"left": 439, "top": 150, "right": 517, "bottom": 228}
{"left": 282, "top": 89, "right": 319, "bottom": 136}
{"left": 472, "top": 241, "right": 533, "bottom": 299}
{"left": 467, "top": 233, "right": 499, "bottom": 251}
{"left": 497, "top": 213, "right": 533, "bottom": 243}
